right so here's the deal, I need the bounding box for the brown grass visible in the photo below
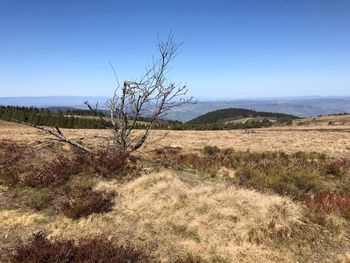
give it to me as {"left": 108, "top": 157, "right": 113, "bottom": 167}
{"left": 2, "top": 119, "right": 350, "bottom": 157}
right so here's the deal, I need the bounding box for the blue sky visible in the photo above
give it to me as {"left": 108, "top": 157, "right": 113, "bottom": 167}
{"left": 0, "top": 0, "right": 349, "bottom": 99}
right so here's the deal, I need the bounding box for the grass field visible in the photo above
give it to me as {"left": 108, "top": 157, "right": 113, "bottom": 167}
{"left": 2, "top": 120, "right": 350, "bottom": 157}
{"left": 293, "top": 114, "right": 350, "bottom": 126}
{"left": 1, "top": 119, "right": 350, "bottom": 262}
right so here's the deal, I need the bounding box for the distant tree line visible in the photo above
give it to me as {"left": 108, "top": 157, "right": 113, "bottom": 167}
{"left": 0, "top": 105, "right": 179, "bottom": 129}
{"left": 318, "top": 112, "right": 350, "bottom": 117}
{"left": 0, "top": 105, "right": 280, "bottom": 130}
{"left": 0, "top": 106, "right": 107, "bottom": 129}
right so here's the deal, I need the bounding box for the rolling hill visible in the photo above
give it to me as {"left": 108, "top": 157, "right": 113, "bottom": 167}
{"left": 187, "top": 108, "right": 298, "bottom": 124}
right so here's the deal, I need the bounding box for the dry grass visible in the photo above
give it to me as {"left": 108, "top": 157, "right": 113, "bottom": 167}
{"left": 293, "top": 114, "right": 350, "bottom": 126}
{"left": 2, "top": 120, "right": 350, "bottom": 157}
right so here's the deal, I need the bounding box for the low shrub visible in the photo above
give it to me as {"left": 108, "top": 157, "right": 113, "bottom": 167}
{"left": 177, "top": 153, "right": 205, "bottom": 169}
{"left": 203, "top": 145, "right": 220, "bottom": 156}
{"left": 8, "top": 187, "right": 55, "bottom": 211}
{"left": 20, "top": 156, "right": 80, "bottom": 188}
{"left": 322, "top": 159, "right": 350, "bottom": 177}
{"left": 305, "top": 192, "right": 350, "bottom": 219}
{"left": 173, "top": 254, "right": 207, "bottom": 263}
{"left": 155, "top": 146, "right": 182, "bottom": 155}
{"left": 10, "top": 232, "right": 151, "bottom": 263}
{"left": 4, "top": 150, "right": 137, "bottom": 189}
{"left": 152, "top": 146, "right": 348, "bottom": 200}
{"left": 75, "top": 150, "right": 135, "bottom": 179}
{"left": 236, "top": 167, "right": 326, "bottom": 199}
{"left": 0, "top": 141, "right": 31, "bottom": 166}
{"left": 57, "top": 186, "right": 116, "bottom": 219}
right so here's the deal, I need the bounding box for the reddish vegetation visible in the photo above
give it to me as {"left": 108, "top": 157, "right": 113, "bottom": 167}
{"left": 75, "top": 149, "right": 133, "bottom": 179}
{"left": 305, "top": 192, "right": 350, "bottom": 219}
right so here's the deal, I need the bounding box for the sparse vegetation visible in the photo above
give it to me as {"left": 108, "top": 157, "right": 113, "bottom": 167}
{"left": 0, "top": 142, "right": 123, "bottom": 217}
{"left": 152, "top": 147, "right": 350, "bottom": 202}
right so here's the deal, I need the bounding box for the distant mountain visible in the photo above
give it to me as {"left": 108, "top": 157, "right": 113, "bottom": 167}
{"left": 165, "top": 97, "right": 350, "bottom": 121}
{"left": 1, "top": 96, "right": 350, "bottom": 122}
{"left": 187, "top": 108, "right": 298, "bottom": 124}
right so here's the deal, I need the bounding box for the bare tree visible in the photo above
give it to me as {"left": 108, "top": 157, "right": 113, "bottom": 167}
{"left": 17, "top": 34, "right": 193, "bottom": 155}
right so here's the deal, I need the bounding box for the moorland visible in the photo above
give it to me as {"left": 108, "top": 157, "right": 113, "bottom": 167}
{"left": 1, "top": 117, "right": 350, "bottom": 262}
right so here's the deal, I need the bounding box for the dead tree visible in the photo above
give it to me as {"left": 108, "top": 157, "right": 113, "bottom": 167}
{"left": 17, "top": 34, "right": 193, "bottom": 154}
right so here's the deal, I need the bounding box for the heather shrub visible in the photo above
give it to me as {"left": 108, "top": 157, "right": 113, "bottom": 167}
{"left": 177, "top": 153, "right": 205, "bottom": 169}
{"left": 9, "top": 187, "right": 55, "bottom": 211}
{"left": 20, "top": 156, "right": 80, "bottom": 188}
{"left": 152, "top": 146, "right": 344, "bottom": 200}
{"left": 152, "top": 146, "right": 340, "bottom": 200}
{"left": 57, "top": 186, "right": 116, "bottom": 219}
{"left": 0, "top": 141, "right": 31, "bottom": 166}
{"left": 4, "top": 150, "right": 136, "bottom": 189}
{"left": 74, "top": 150, "right": 135, "bottom": 179}
{"left": 173, "top": 254, "right": 207, "bottom": 263}
{"left": 155, "top": 146, "right": 182, "bottom": 155}
{"left": 322, "top": 159, "right": 350, "bottom": 177}
{"left": 10, "top": 233, "right": 151, "bottom": 263}
{"left": 305, "top": 192, "right": 350, "bottom": 219}
{"left": 292, "top": 151, "right": 327, "bottom": 161}
{"left": 203, "top": 145, "right": 220, "bottom": 156}
{"left": 236, "top": 167, "right": 326, "bottom": 199}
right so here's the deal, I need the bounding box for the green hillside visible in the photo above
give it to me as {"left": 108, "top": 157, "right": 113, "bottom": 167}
{"left": 187, "top": 108, "right": 298, "bottom": 124}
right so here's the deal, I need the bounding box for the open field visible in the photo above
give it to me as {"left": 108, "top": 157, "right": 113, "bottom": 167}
{"left": 2, "top": 120, "right": 350, "bottom": 157}
{"left": 1, "top": 119, "right": 350, "bottom": 262}
{"left": 293, "top": 114, "right": 350, "bottom": 126}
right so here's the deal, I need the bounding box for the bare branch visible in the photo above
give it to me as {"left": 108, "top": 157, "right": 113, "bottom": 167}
{"left": 13, "top": 120, "right": 93, "bottom": 153}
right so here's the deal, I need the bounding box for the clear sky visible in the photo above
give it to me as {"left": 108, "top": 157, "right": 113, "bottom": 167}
{"left": 0, "top": 0, "right": 349, "bottom": 99}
